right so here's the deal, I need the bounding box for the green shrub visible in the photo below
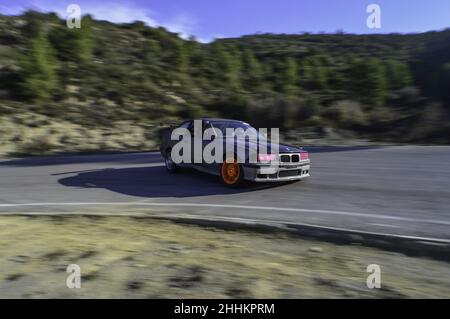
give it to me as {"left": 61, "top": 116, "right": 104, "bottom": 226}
{"left": 322, "top": 100, "right": 368, "bottom": 128}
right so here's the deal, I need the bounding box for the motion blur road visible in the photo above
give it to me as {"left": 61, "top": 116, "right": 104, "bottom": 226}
{"left": 1, "top": 146, "right": 449, "bottom": 240}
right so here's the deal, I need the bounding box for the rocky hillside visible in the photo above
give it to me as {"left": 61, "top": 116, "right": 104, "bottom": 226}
{"left": 0, "top": 11, "right": 449, "bottom": 155}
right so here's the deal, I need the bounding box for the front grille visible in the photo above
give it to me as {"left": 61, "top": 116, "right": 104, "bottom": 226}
{"left": 279, "top": 170, "right": 300, "bottom": 178}
{"left": 280, "top": 155, "right": 291, "bottom": 162}
{"left": 279, "top": 153, "right": 307, "bottom": 163}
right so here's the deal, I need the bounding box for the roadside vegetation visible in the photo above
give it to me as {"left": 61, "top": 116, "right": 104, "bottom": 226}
{"left": 0, "top": 111, "right": 158, "bottom": 156}
{"left": 0, "top": 11, "right": 450, "bottom": 156}
{"left": 0, "top": 215, "right": 449, "bottom": 298}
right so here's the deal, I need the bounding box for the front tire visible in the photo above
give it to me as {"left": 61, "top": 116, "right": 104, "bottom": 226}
{"left": 164, "top": 149, "right": 178, "bottom": 173}
{"left": 220, "top": 157, "right": 243, "bottom": 187}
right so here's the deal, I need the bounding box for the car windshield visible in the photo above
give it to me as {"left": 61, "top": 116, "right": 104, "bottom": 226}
{"left": 210, "top": 122, "right": 266, "bottom": 139}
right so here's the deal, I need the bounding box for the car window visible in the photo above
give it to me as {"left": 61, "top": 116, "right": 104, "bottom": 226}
{"left": 211, "top": 122, "right": 250, "bottom": 136}
{"left": 187, "top": 121, "right": 195, "bottom": 135}
{"left": 203, "top": 121, "right": 214, "bottom": 133}
{"left": 179, "top": 121, "right": 191, "bottom": 129}
{"left": 211, "top": 121, "right": 266, "bottom": 140}
{"left": 188, "top": 121, "right": 203, "bottom": 138}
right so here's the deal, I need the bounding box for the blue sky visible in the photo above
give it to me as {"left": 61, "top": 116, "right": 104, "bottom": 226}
{"left": 1, "top": 0, "right": 449, "bottom": 42}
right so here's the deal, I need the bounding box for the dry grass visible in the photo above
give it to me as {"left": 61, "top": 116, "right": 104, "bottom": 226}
{"left": 0, "top": 215, "right": 449, "bottom": 298}
{"left": 0, "top": 113, "right": 158, "bottom": 156}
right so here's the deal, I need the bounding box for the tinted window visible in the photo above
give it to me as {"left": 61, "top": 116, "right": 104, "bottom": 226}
{"left": 211, "top": 121, "right": 265, "bottom": 138}
{"left": 178, "top": 121, "right": 191, "bottom": 129}
{"left": 211, "top": 121, "right": 249, "bottom": 136}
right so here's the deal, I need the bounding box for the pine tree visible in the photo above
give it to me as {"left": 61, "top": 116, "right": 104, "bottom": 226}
{"left": 20, "top": 31, "right": 58, "bottom": 101}
{"left": 313, "top": 64, "right": 327, "bottom": 89}
{"left": 212, "top": 43, "right": 242, "bottom": 91}
{"left": 242, "top": 49, "right": 263, "bottom": 91}
{"left": 350, "top": 58, "right": 387, "bottom": 108}
{"left": 385, "top": 60, "right": 413, "bottom": 90}
{"left": 280, "top": 57, "right": 298, "bottom": 95}
{"left": 365, "top": 58, "right": 387, "bottom": 108}
{"left": 172, "top": 41, "right": 189, "bottom": 74}
{"left": 49, "top": 15, "right": 93, "bottom": 63}
{"left": 22, "top": 10, "right": 45, "bottom": 38}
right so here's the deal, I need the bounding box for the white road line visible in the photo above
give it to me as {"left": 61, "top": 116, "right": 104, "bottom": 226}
{"left": 2, "top": 211, "right": 449, "bottom": 244}
{"left": 370, "top": 223, "right": 403, "bottom": 229}
{"left": 160, "top": 213, "right": 450, "bottom": 243}
{"left": 0, "top": 201, "right": 450, "bottom": 226}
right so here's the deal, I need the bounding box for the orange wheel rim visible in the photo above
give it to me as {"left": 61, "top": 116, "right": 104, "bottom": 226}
{"left": 221, "top": 159, "right": 240, "bottom": 185}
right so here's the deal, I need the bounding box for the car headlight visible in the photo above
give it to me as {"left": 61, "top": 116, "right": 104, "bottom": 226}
{"left": 257, "top": 154, "right": 277, "bottom": 162}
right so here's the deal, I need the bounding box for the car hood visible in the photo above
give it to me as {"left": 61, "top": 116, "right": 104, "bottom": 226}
{"left": 276, "top": 143, "right": 306, "bottom": 153}
{"left": 224, "top": 137, "right": 305, "bottom": 154}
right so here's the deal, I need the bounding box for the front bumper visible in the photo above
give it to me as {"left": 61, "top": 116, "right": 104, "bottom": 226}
{"left": 243, "top": 160, "right": 311, "bottom": 182}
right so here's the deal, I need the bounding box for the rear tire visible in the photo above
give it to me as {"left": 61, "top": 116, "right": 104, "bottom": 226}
{"left": 164, "top": 148, "right": 178, "bottom": 173}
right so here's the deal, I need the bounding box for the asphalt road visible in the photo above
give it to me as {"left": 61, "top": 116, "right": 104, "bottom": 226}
{"left": 1, "top": 146, "right": 450, "bottom": 240}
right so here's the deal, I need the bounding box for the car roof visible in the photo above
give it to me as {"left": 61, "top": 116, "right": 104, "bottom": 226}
{"left": 199, "top": 118, "right": 247, "bottom": 123}
{"left": 178, "top": 118, "right": 249, "bottom": 127}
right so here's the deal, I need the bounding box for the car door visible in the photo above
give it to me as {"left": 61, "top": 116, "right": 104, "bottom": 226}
{"left": 201, "top": 120, "right": 219, "bottom": 171}
{"left": 191, "top": 120, "right": 212, "bottom": 167}
{"left": 173, "top": 120, "right": 192, "bottom": 167}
